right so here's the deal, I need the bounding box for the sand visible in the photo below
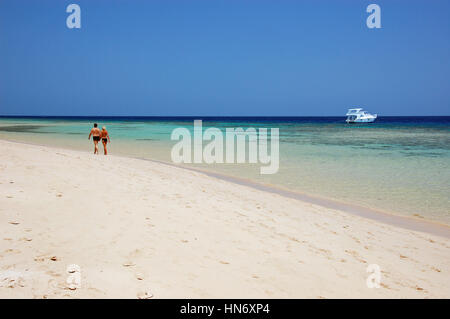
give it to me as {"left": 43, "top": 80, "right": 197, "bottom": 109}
{"left": 0, "top": 139, "right": 449, "bottom": 298}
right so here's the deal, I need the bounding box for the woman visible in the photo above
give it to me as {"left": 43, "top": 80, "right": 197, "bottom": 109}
{"left": 100, "top": 126, "right": 111, "bottom": 155}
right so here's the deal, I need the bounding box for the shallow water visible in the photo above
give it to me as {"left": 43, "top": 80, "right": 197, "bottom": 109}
{"left": 1, "top": 116, "right": 449, "bottom": 224}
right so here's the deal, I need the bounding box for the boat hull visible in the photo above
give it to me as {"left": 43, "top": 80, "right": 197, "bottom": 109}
{"left": 346, "top": 118, "right": 376, "bottom": 123}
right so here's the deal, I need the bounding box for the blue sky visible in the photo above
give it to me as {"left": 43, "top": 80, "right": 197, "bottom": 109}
{"left": 0, "top": 0, "right": 449, "bottom": 116}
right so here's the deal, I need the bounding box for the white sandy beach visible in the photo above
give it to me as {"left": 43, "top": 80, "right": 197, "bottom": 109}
{"left": 0, "top": 139, "right": 449, "bottom": 298}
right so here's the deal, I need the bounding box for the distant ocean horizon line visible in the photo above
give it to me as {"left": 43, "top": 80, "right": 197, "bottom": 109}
{"left": 1, "top": 115, "right": 450, "bottom": 119}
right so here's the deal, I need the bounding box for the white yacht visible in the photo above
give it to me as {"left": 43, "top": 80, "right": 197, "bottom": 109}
{"left": 346, "top": 108, "right": 377, "bottom": 123}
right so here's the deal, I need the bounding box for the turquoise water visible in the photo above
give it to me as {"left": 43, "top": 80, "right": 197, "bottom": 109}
{"left": 1, "top": 116, "right": 449, "bottom": 224}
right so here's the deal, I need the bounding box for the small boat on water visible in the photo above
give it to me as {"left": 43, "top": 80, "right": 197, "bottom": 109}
{"left": 346, "top": 108, "right": 377, "bottom": 123}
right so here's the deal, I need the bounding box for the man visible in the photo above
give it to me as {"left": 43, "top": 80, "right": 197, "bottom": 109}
{"left": 88, "top": 123, "right": 101, "bottom": 154}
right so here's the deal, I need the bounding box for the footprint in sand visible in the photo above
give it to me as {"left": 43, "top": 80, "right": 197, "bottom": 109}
{"left": 431, "top": 266, "right": 441, "bottom": 272}
{"left": 137, "top": 290, "right": 153, "bottom": 299}
{"left": 135, "top": 273, "right": 144, "bottom": 281}
{"left": 5, "top": 249, "right": 21, "bottom": 254}
{"left": 66, "top": 264, "right": 81, "bottom": 290}
{"left": 46, "top": 270, "right": 62, "bottom": 278}
{"left": 344, "top": 249, "right": 366, "bottom": 263}
{"left": 0, "top": 271, "right": 26, "bottom": 288}
{"left": 122, "top": 262, "right": 136, "bottom": 267}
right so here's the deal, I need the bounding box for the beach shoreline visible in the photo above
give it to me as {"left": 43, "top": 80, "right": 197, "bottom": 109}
{"left": 1, "top": 116, "right": 449, "bottom": 226}
{"left": 0, "top": 139, "right": 449, "bottom": 298}
{"left": 2, "top": 137, "right": 449, "bottom": 237}
{"left": 147, "top": 158, "right": 450, "bottom": 238}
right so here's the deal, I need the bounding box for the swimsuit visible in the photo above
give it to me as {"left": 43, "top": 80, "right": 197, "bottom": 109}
{"left": 93, "top": 136, "right": 100, "bottom": 141}
{"left": 102, "top": 138, "right": 108, "bottom": 143}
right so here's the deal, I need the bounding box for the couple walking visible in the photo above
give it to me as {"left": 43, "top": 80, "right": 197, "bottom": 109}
{"left": 88, "top": 123, "right": 111, "bottom": 155}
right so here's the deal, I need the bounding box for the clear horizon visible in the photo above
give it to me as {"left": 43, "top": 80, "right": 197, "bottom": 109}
{"left": 1, "top": 0, "right": 449, "bottom": 116}
{"left": 2, "top": 114, "right": 450, "bottom": 118}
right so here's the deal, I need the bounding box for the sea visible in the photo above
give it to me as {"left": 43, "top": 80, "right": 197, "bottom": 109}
{"left": 1, "top": 116, "right": 449, "bottom": 225}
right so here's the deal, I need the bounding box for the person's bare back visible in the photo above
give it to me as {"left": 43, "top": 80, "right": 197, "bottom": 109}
{"left": 100, "top": 126, "right": 110, "bottom": 155}
{"left": 90, "top": 127, "right": 100, "bottom": 137}
{"left": 88, "top": 123, "right": 101, "bottom": 154}
{"left": 100, "top": 128, "right": 109, "bottom": 140}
